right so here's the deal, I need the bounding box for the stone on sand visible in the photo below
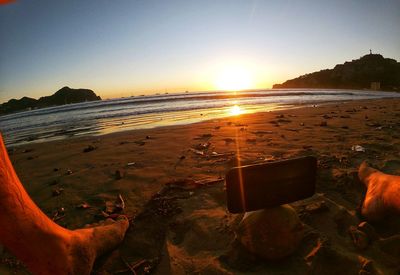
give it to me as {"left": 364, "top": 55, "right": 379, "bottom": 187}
{"left": 236, "top": 204, "right": 304, "bottom": 260}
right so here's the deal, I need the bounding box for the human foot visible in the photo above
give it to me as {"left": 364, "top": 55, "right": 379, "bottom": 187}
{"left": 358, "top": 161, "right": 400, "bottom": 221}
{"left": 22, "top": 216, "right": 130, "bottom": 275}
{"left": 0, "top": 134, "right": 129, "bottom": 274}
{"left": 67, "top": 216, "right": 130, "bottom": 275}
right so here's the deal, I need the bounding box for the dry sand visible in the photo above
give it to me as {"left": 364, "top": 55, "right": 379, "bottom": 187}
{"left": 1, "top": 98, "right": 400, "bottom": 274}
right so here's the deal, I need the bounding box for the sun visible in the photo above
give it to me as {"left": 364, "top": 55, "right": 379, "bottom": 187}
{"left": 215, "top": 67, "right": 253, "bottom": 91}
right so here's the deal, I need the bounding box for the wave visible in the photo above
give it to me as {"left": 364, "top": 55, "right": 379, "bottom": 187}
{"left": 2, "top": 89, "right": 400, "bottom": 146}
{"left": 0, "top": 89, "right": 364, "bottom": 122}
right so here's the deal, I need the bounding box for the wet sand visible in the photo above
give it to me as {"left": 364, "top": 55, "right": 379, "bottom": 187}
{"left": 1, "top": 98, "right": 400, "bottom": 274}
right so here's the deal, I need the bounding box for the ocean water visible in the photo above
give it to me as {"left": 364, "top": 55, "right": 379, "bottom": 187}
{"left": 0, "top": 89, "right": 399, "bottom": 146}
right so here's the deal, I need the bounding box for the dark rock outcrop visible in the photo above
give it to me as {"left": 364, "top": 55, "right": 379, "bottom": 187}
{"left": 273, "top": 54, "right": 400, "bottom": 91}
{"left": 0, "top": 87, "right": 101, "bottom": 115}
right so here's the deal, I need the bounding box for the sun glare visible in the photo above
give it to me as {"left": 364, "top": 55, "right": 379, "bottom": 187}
{"left": 215, "top": 67, "right": 253, "bottom": 91}
{"left": 229, "top": 104, "right": 243, "bottom": 116}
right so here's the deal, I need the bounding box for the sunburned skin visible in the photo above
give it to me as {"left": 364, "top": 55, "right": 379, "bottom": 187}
{"left": 0, "top": 135, "right": 129, "bottom": 275}
{"left": 358, "top": 161, "right": 400, "bottom": 222}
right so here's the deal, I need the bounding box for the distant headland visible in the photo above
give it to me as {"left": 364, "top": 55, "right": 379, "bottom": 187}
{"left": 0, "top": 87, "right": 101, "bottom": 115}
{"left": 273, "top": 53, "right": 400, "bottom": 91}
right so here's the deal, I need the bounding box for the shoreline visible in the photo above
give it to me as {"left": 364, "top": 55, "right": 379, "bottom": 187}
{"left": 2, "top": 97, "right": 400, "bottom": 274}
{"left": 3, "top": 96, "right": 398, "bottom": 148}
{"left": 2, "top": 89, "right": 400, "bottom": 148}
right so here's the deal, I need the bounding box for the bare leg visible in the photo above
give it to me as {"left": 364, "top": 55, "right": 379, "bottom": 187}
{"left": 0, "top": 135, "right": 129, "bottom": 275}
{"left": 358, "top": 161, "right": 400, "bottom": 221}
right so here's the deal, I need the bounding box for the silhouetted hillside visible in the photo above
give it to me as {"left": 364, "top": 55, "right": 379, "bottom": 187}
{"left": 0, "top": 87, "right": 101, "bottom": 115}
{"left": 273, "top": 54, "right": 400, "bottom": 91}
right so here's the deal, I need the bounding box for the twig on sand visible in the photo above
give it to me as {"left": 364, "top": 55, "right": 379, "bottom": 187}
{"left": 120, "top": 256, "right": 137, "bottom": 275}
{"left": 131, "top": 259, "right": 148, "bottom": 270}
{"left": 52, "top": 208, "right": 65, "bottom": 221}
{"left": 116, "top": 194, "right": 125, "bottom": 211}
{"left": 120, "top": 256, "right": 148, "bottom": 275}
{"left": 165, "top": 178, "right": 224, "bottom": 191}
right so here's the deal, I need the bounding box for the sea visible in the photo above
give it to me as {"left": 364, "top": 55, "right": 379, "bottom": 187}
{"left": 1, "top": 89, "right": 399, "bottom": 147}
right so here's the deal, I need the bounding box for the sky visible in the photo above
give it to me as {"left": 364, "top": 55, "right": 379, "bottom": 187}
{"left": 0, "top": 0, "right": 399, "bottom": 102}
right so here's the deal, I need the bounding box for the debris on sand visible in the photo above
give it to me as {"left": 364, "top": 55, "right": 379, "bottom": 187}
{"left": 166, "top": 178, "right": 224, "bottom": 190}
{"left": 262, "top": 155, "right": 277, "bottom": 162}
{"left": 305, "top": 201, "right": 328, "bottom": 213}
{"left": 320, "top": 121, "right": 328, "bottom": 127}
{"left": 104, "top": 194, "right": 126, "bottom": 214}
{"left": 252, "top": 130, "right": 274, "bottom": 136}
{"left": 134, "top": 141, "right": 146, "bottom": 146}
{"left": 120, "top": 257, "right": 158, "bottom": 275}
{"left": 52, "top": 207, "right": 65, "bottom": 221}
{"left": 66, "top": 169, "right": 73, "bottom": 175}
{"left": 83, "top": 145, "right": 96, "bottom": 153}
{"left": 359, "top": 257, "right": 376, "bottom": 275}
{"left": 105, "top": 201, "right": 115, "bottom": 214}
{"left": 209, "top": 151, "right": 235, "bottom": 159}
{"left": 223, "top": 138, "right": 235, "bottom": 144}
{"left": 366, "top": 122, "right": 382, "bottom": 128}
{"left": 348, "top": 226, "right": 369, "bottom": 250}
{"left": 351, "top": 145, "right": 365, "bottom": 152}
{"left": 194, "top": 142, "right": 211, "bottom": 150}
{"left": 76, "top": 202, "right": 91, "bottom": 209}
{"left": 357, "top": 221, "right": 378, "bottom": 241}
{"left": 100, "top": 212, "right": 120, "bottom": 219}
{"left": 115, "top": 170, "right": 123, "bottom": 180}
{"left": 189, "top": 148, "right": 204, "bottom": 156}
{"left": 201, "top": 133, "right": 213, "bottom": 138}
{"left": 127, "top": 162, "right": 136, "bottom": 167}
{"left": 115, "top": 194, "right": 125, "bottom": 211}
{"left": 52, "top": 188, "right": 64, "bottom": 197}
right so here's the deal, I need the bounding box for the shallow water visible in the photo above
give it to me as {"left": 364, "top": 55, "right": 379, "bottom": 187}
{"left": 0, "top": 89, "right": 399, "bottom": 146}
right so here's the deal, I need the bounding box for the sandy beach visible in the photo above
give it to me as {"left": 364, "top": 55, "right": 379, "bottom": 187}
{"left": 1, "top": 98, "right": 400, "bottom": 274}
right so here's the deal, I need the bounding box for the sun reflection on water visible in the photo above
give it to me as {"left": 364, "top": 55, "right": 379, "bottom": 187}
{"left": 229, "top": 104, "right": 243, "bottom": 116}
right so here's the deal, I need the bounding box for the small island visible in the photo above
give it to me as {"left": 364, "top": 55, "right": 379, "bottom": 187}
{"left": 0, "top": 87, "right": 101, "bottom": 115}
{"left": 273, "top": 53, "right": 400, "bottom": 91}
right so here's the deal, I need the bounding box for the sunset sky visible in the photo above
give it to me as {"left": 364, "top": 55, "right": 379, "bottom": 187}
{"left": 0, "top": 0, "right": 399, "bottom": 103}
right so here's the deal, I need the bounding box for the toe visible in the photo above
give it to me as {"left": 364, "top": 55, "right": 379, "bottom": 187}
{"left": 358, "top": 161, "right": 376, "bottom": 186}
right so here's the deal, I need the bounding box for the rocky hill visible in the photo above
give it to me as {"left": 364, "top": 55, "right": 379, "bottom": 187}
{"left": 0, "top": 87, "right": 101, "bottom": 115}
{"left": 273, "top": 54, "right": 400, "bottom": 91}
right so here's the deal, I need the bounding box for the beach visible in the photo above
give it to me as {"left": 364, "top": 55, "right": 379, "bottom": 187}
{"left": 1, "top": 98, "right": 400, "bottom": 274}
